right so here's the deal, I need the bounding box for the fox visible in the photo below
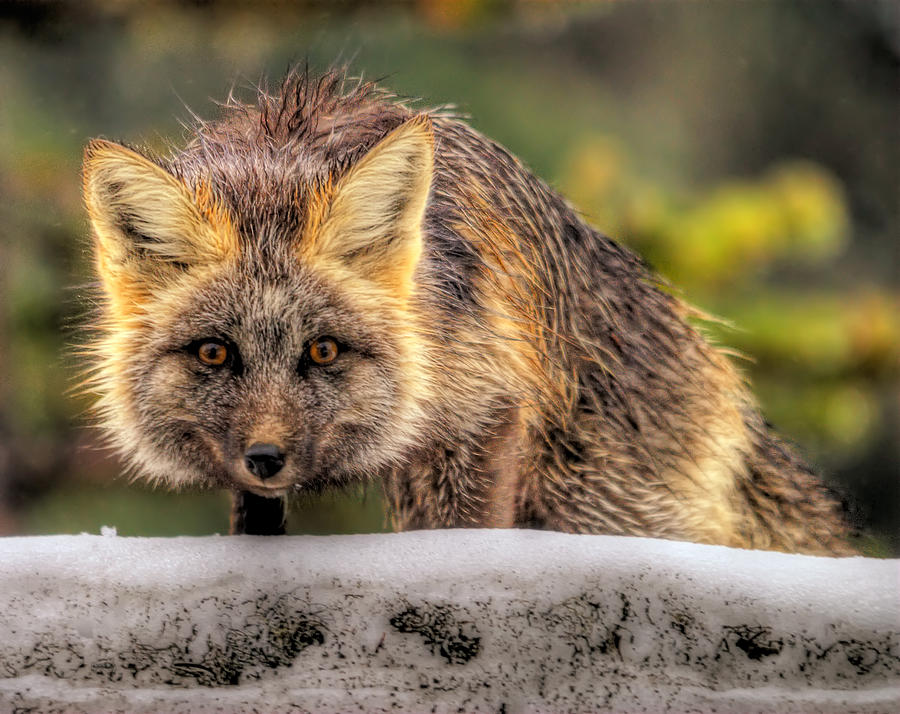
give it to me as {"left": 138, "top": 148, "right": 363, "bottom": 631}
{"left": 80, "top": 67, "right": 854, "bottom": 554}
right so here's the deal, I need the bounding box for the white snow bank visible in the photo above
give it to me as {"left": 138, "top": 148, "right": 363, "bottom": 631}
{"left": 0, "top": 530, "right": 897, "bottom": 714}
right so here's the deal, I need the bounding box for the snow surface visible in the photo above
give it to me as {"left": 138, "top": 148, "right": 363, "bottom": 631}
{"left": 0, "top": 530, "right": 897, "bottom": 713}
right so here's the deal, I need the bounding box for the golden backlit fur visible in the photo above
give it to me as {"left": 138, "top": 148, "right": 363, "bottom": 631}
{"left": 303, "top": 116, "right": 433, "bottom": 299}
{"left": 81, "top": 68, "right": 854, "bottom": 553}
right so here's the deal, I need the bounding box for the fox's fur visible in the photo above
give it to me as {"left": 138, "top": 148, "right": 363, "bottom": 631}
{"left": 81, "top": 68, "right": 853, "bottom": 554}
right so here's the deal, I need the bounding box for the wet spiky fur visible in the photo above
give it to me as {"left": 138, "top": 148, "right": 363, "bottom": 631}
{"left": 81, "top": 68, "right": 853, "bottom": 554}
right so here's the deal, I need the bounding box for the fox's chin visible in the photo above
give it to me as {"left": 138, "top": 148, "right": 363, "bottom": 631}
{"left": 238, "top": 483, "right": 291, "bottom": 498}
{"left": 228, "top": 470, "right": 338, "bottom": 497}
{"left": 218, "top": 469, "right": 290, "bottom": 496}
{"left": 223, "top": 461, "right": 316, "bottom": 497}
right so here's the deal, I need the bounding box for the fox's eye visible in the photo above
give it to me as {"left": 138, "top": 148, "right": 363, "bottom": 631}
{"left": 196, "top": 341, "right": 228, "bottom": 366}
{"left": 309, "top": 337, "right": 339, "bottom": 365}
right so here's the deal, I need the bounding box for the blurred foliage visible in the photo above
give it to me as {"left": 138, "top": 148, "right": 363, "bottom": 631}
{"left": 564, "top": 141, "right": 851, "bottom": 290}
{"left": 0, "top": 0, "right": 896, "bottom": 553}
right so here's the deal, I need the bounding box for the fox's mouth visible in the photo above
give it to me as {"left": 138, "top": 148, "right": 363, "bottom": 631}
{"left": 240, "top": 483, "right": 290, "bottom": 498}
{"left": 228, "top": 469, "right": 294, "bottom": 496}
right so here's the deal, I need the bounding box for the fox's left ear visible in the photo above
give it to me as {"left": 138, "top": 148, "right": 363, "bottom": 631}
{"left": 306, "top": 116, "right": 434, "bottom": 297}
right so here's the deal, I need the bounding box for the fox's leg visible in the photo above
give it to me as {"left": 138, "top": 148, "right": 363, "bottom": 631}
{"left": 384, "top": 405, "right": 529, "bottom": 529}
{"left": 229, "top": 490, "right": 286, "bottom": 535}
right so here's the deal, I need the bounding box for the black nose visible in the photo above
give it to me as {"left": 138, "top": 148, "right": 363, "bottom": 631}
{"left": 244, "top": 442, "right": 285, "bottom": 480}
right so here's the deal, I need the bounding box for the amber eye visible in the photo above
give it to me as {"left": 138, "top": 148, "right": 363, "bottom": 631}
{"left": 309, "top": 337, "right": 339, "bottom": 365}
{"left": 197, "top": 341, "right": 228, "bottom": 366}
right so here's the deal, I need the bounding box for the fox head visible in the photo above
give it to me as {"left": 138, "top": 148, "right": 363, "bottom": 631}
{"left": 82, "top": 116, "right": 435, "bottom": 496}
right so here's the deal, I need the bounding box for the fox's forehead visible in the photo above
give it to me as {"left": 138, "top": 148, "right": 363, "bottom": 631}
{"left": 189, "top": 267, "right": 326, "bottom": 331}
{"left": 175, "top": 161, "right": 319, "bottom": 251}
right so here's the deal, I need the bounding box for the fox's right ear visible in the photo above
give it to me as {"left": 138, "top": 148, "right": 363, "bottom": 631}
{"left": 83, "top": 140, "right": 237, "bottom": 294}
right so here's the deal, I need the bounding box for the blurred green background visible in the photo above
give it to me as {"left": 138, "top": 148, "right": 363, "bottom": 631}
{"left": 0, "top": 0, "right": 897, "bottom": 554}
